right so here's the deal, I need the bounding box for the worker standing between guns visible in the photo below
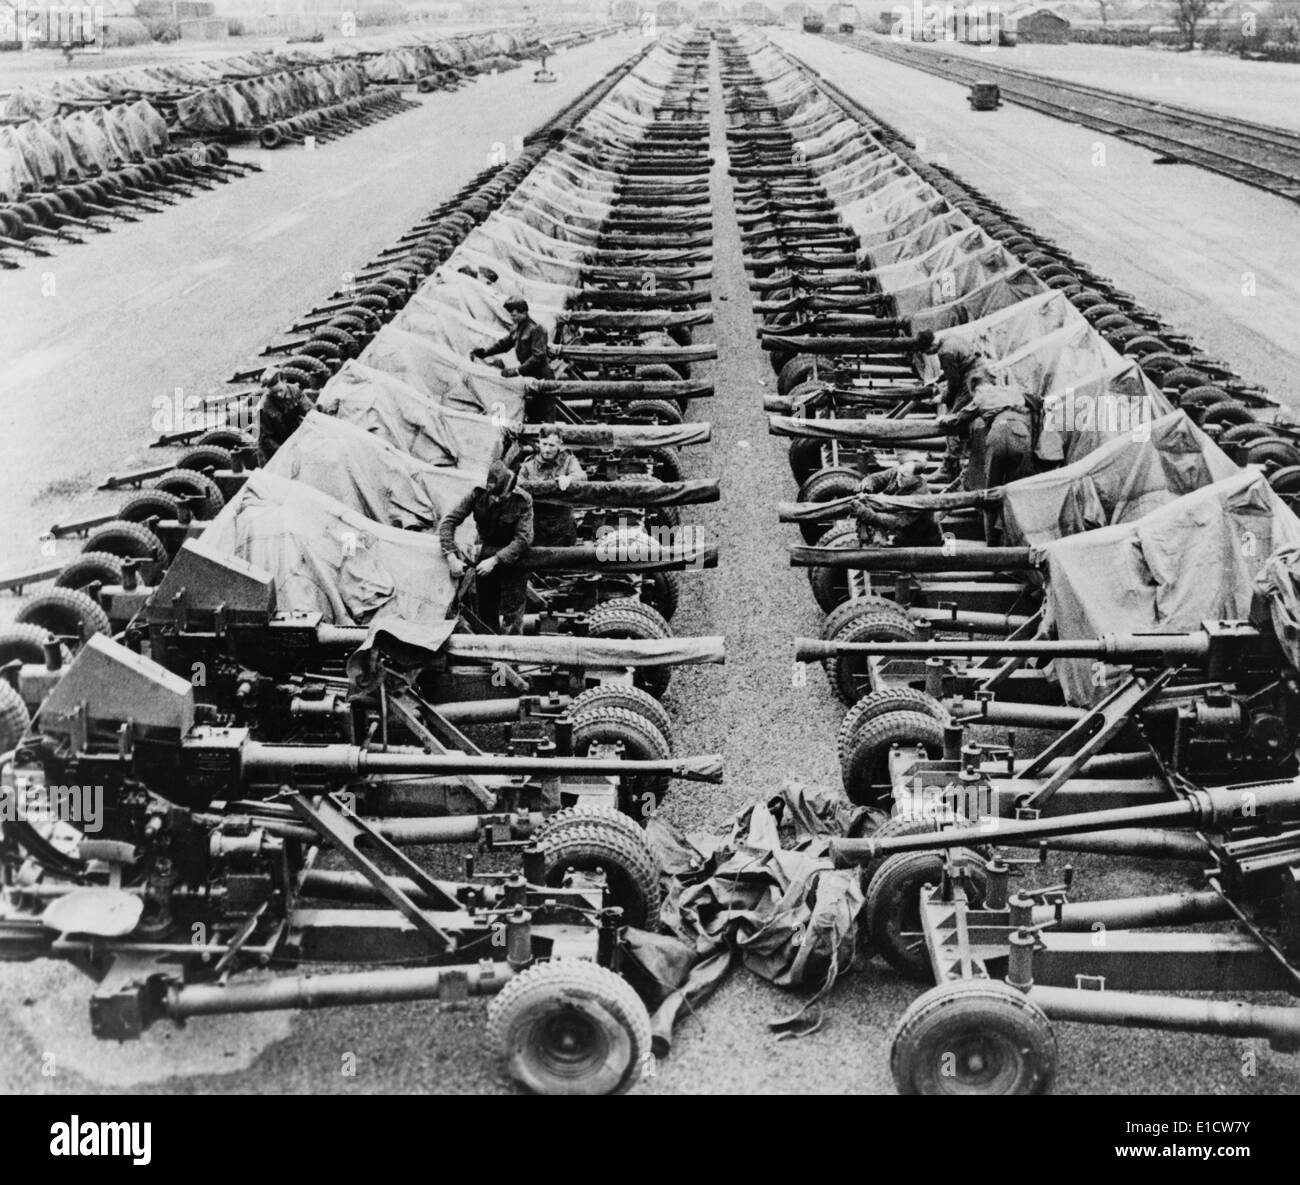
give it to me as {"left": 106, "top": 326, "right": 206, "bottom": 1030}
{"left": 916, "top": 331, "right": 992, "bottom": 478}
{"left": 469, "top": 297, "right": 557, "bottom": 422}
{"left": 439, "top": 460, "right": 534, "bottom": 635}
{"left": 518, "top": 428, "right": 587, "bottom": 546}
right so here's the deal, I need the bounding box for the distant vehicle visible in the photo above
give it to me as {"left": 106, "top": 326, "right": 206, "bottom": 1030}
{"left": 835, "top": 3, "right": 856, "bottom": 32}
{"left": 803, "top": 10, "right": 825, "bottom": 32}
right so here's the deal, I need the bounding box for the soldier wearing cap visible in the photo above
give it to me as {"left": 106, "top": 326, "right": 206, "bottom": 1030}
{"left": 852, "top": 451, "right": 944, "bottom": 547}
{"left": 517, "top": 428, "right": 586, "bottom": 547}
{"left": 915, "top": 330, "right": 994, "bottom": 479}
{"left": 470, "top": 297, "right": 556, "bottom": 422}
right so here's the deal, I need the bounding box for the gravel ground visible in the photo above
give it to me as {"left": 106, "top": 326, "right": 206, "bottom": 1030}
{"left": 2, "top": 33, "right": 1299, "bottom": 1097}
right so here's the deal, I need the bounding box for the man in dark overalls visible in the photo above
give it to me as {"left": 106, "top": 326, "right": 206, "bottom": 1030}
{"left": 470, "top": 297, "right": 557, "bottom": 423}
{"left": 438, "top": 460, "right": 534, "bottom": 634}
{"left": 852, "top": 451, "right": 945, "bottom": 547}
{"left": 256, "top": 380, "right": 313, "bottom": 465}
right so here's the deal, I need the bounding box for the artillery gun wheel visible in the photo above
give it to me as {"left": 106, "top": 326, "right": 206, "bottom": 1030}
{"left": 796, "top": 466, "right": 861, "bottom": 543}
{"left": 837, "top": 686, "right": 948, "bottom": 764}
{"left": 825, "top": 602, "right": 919, "bottom": 705}
{"left": 195, "top": 428, "right": 254, "bottom": 451}
{"left": 891, "top": 980, "right": 1057, "bottom": 1096}
{"left": 842, "top": 709, "right": 944, "bottom": 805}
{"left": 487, "top": 959, "right": 652, "bottom": 1096}
{"left": 645, "top": 446, "right": 684, "bottom": 485}
{"left": 55, "top": 552, "right": 125, "bottom": 594}
{"left": 1177, "top": 384, "right": 1230, "bottom": 408}
{"left": 15, "top": 588, "right": 111, "bottom": 645}
{"left": 787, "top": 435, "right": 829, "bottom": 486}
{"left": 83, "top": 519, "right": 167, "bottom": 564}
{"left": 150, "top": 469, "right": 225, "bottom": 519}
{"left": 866, "top": 847, "right": 988, "bottom": 978}
{"left": 625, "top": 399, "right": 684, "bottom": 426}
{"left": 586, "top": 599, "right": 673, "bottom": 699}
{"left": 807, "top": 521, "right": 861, "bottom": 613}
{"left": 535, "top": 805, "right": 662, "bottom": 925}
{"left": 1219, "top": 422, "right": 1277, "bottom": 445}
{"left": 820, "top": 594, "right": 907, "bottom": 642}
{"left": 1242, "top": 436, "right": 1300, "bottom": 470}
{"left": 117, "top": 489, "right": 184, "bottom": 525}
{"left": 1267, "top": 465, "right": 1300, "bottom": 510}
{"left": 1197, "top": 401, "right": 1254, "bottom": 429}
{"left": 569, "top": 684, "right": 674, "bottom": 750}
{"left": 176, "top": 445, "right": 235, "bottom": 474}
{"left": 640, "top": 569, "right": 679, "bottom": 621}
{"left": 777, "top": 354, "right": 816, "bottom": 397}
{"left": 0, "top": 681, "right": 31, "bottom": 751}
{"left": 0, "top": 624, "right": 68, "bottom": 668}
{"left": 1159, "top": 366, "right": 1211, "bottom": 392}
{"left": 570, "top": 705, "right": 673, "bottom": 820}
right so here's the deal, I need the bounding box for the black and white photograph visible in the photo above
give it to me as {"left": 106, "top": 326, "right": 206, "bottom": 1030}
{"left": 0, "top": 0, "right": 1297, "bottom": 1133}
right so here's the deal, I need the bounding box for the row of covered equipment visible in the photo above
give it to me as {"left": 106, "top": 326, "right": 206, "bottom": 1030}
{"left": 722, "top": 26, "right": 1300, "bottom": 1095}
{"left": 0, "top": 27, "right": 728, "bottom": 1096}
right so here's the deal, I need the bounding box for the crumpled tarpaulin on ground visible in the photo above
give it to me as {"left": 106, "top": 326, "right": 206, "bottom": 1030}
{"left": 1000, "top": 411, "right": 1237, "bottom": 547}
{"left": 623, "top": 781, "right": 874, "bottom": 1055}
{"left": 201, "top": 471, "right": 454, "bottom": 629}
{"left": 1038, "top": 470, "right": 1300, "bottom": 704}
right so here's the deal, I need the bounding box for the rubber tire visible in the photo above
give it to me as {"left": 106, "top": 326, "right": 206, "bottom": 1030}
{"left": 640, "top": 569, "right": 679, "bottom": 622}
{"left": 890, "top": 980, "right": 1057, "bottom": 1096}
{"left": 1243, "top": 437, "right": 1300, "bottom": 469}
{"left": 0, "top": 623, "right": 64, "bottom": 668}
{"left": 55, "top": 552, "right": 124, "bottom": 592}
{"left": 568, "top": 684, "right": 674, "bottom": 750}
{"left": 117, "top": 489, "right": 184, "bottom": 525}
{"left": 866, "top": 847, "right": 988, "bottom": 978}
{"left": 1198, "top": 401, "right": 1254, "bottom": 429}
{"left": 15, "top": 588, "right": 111, "bottom": 644}
{"left": 788, "top": 435, "right": 829, "bottom": 486}
{"left": 176, "top": 445, "right": 234, "bottom": 474}
{"left": 796, "top": 466, "right": 861, "bottom": 544}
{"left": 1160, "top": 366, "right": 1210, "bottom": 392}
{"left": 536, "top": 804, "right": 662, "bottom": 925}
{"left": 825, "top": 603, "right": 919, "bottom": 706}
{"left": 195, "top": 428, "right": 254, "bottom": 451}
{"left": 807, "top": 520, "right": 862, "bottom": 614}
{"left": 645, "top": 447, "right": 683, "bottom": 485}
{"left": 842, "top": 709, "right": 945, "bottom": 806}
{"left": 150, "top": 469, "right": 225, "bottom": 519}
{"left": 1220, "top": 422, "right": 1275, "bottom": 445}
{"left": 838, "top": 686, "right": 947, "bottom": 765}
{"left": 625, "top": 399, "right": 683, "bottom": 426}
{"left": 486, "top": 959, "right": 652, "bottom": 1096}
{"left": 571, "top": 704, "right": 673, "bottom": 819}
{"left": 83, "top": 519, "right": 167, "bottom": 563}
{"left": 777, "top": 354, "right": 817, "bottom": 397}
{"left": 0, "top": 680, "right": 31, "bottom": 752}
{"left": 586, "top": 598, "right": 672, "bottom": 699}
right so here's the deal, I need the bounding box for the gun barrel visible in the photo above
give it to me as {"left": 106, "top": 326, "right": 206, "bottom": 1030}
{"left": 241, "top": 743, "right": 724, "bottom": 783}
{"left": 794, "top": 632, "right": 1212, "bottom": 664}
{"left": 828, "top": 780, "right": 1300, "bottom": 867}
{"left": 789, "top": 545, "right": 1032, "bottom": 571}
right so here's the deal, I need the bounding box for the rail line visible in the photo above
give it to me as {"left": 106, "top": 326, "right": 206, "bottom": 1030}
{"left": 831, "top": 33, "right": 1300, "bottom": 202}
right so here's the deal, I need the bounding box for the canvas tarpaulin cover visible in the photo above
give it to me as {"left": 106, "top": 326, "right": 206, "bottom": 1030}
{"left": 1000, "top": 411, "right": 1237, "bottom": 547}
{"left": 1039, "top": 470, "right": 1300, "bottom": 705}
{"left": 202, "top": 471, "right": 454, "bottom": 629}
{"left": 1253, "top": 548, "right": 1300, "bottom": 676}
{"left": 315, "top": 362, "right": 508, "bottom": 469}
{"left": 263, "top": 410, "right": 481, "bottom": 542}
{"left": 355, "top": 328, "right": 527, "bottom": 421}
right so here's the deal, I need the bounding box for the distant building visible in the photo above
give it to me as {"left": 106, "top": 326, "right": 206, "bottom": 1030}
{"left": 1010, "top": 6, "right": 1071, "bottom": 40}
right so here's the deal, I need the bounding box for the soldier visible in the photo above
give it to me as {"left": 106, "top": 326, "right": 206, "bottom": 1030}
{"left": 438, "top": 460, "right": 534, "bottom": 635}
{"left": 916, "top": 331, "right": 993, "bottom": 479}
{"left": 853, "top": 451, "right": 944, "bottom": 547}
{"left": 517, "top": 428, "right": 586, "bottom": 547}
{"left": 937, "top": 378, "right": 1035, "bottom": 542}
{"left": 469, "top": 297, "right": 556, "bottom": 422}
{"left": 256, "top": 379, "right": 313, "bottom": 466}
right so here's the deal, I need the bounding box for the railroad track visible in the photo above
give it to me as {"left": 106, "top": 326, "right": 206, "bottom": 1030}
{"left": 832, "top": 33, "right": 1300, "bottom": 202}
